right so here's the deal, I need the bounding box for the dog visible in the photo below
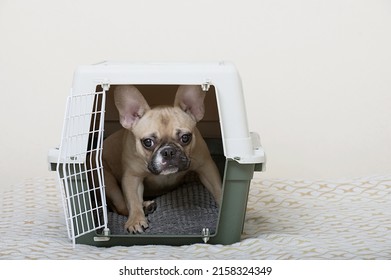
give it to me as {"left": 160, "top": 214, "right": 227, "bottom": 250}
{"left": 102, "top": 85, "right": 222, "bottom": 233}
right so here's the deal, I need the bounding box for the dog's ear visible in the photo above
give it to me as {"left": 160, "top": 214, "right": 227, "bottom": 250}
{"left": 174, "top": 85, "right": 206, "bottom": 122}
{"left": 114, "top": 85, "right": 150, "bottom": 129}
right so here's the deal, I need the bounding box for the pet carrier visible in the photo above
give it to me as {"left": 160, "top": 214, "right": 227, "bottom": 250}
{"left": 48, "top": 61, "right": 265, "bottom": 246}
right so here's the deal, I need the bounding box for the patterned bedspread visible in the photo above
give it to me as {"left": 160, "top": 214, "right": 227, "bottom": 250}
{"left": 1, "top": 175, "right": 390, "bottom": 259}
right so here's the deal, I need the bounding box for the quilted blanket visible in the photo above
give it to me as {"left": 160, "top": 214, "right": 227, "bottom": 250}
{"left": 0, "top": 175, "right": 390, "bottom": 259}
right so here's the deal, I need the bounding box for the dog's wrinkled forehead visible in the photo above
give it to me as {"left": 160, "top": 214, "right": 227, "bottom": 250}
{"left": 114, "top": 85, "right": 206, "bottom": 131}
{"left": 132, "top": 106, "right": 196, "bottom": 140}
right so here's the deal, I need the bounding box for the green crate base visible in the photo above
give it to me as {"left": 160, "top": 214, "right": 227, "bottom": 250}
{"left": 74, "top": 160, "right": 259, "bottom": 247}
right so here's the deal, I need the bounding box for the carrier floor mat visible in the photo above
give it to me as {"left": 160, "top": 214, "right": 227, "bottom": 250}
{"left": 106, "top": 178, "right": 219, "bottom": 235}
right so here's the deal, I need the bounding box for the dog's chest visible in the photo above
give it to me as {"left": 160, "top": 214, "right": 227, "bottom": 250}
{"left": 143, "top": 171, "right": 187, "bottom": 197}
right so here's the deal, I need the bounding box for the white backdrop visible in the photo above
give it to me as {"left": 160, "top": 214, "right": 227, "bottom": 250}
{"left": 1, "top": 0, "right": 390, "bottom": 188}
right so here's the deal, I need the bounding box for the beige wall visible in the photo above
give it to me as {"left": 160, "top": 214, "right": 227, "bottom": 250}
{"left": 1, "top": 0, "right": 390, "bottom": 187}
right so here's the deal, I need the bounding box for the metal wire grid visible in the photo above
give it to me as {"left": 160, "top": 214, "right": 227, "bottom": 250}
{"left": 56, "top": 90, "right": 108, "bottom": 245}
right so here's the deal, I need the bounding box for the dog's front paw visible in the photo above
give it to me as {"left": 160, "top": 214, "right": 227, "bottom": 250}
{"left": 143, "top": 200, "right": 157, "bottom": 215}
{"left": 125, "top": 215, "right": 149, "bottom": 233}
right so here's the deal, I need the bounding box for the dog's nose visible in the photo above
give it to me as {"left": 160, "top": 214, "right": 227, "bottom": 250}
{"left": 161, "top": 146, "right": 176, "bottom": 160}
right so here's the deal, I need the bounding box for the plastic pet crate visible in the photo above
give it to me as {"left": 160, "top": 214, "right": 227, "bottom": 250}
{"left": 48, "top": 61, "right": 265, "bottom": 247}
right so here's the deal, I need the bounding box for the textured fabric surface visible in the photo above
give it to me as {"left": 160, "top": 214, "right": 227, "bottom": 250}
{"left": 107, "top": 181, "right": 219, "bottom": 235}
{"left": 1, "top": 175, "right": 390, "bottom": 259}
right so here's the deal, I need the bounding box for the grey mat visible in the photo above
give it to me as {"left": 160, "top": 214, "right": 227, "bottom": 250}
{"left": 106, "top": 176, "right": 219, "bottom": 235}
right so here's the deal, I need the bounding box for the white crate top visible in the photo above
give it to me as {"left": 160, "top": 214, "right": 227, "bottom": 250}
{"left": 66, "top": 61, "right": 265, "bottom": 165}
{"left": 72, "top": 61, "right": 240, "bottom": 92}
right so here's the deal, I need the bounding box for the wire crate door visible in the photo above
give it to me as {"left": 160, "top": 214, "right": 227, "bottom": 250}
{"left": 56, "top": 90, "right": 108, "bottom": 244}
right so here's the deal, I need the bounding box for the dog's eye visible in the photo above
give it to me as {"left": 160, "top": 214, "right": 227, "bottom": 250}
{"left": 142, "top": 138, "right": 154, "bottom": 149}
{"left": 180, "top": 133, "right": 192, "bottom": 145}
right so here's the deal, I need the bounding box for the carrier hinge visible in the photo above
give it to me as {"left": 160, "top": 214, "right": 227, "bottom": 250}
{"left": 93, "top": 227, "right": 111, "bottom": 242}
{"left": 101, "top": 80, "right": 111, "bottom": 91}
{"left": 201, "top": 80, "right": 211, "bottom": 91}
{"left": 202, "top": 228, "right": 210, "bottom": 243}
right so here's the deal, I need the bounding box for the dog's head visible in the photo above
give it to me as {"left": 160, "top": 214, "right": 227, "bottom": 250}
{"left": 114, "top": 85, "right": 206, "bottom": 175}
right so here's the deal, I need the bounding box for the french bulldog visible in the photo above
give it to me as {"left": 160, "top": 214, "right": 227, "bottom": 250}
{"left": 102, "top": 85, "right": 222, "bottom": 233}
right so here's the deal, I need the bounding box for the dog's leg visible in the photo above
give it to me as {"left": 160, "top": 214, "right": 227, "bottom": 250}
{"left": 121, "top": 173, "right": 149, "bottom": 233}
{"left": 197, "top": 158, "right": 222, "bottom": 204}
{"left": 104, "top": 168, "right": 128, "bottom": 216}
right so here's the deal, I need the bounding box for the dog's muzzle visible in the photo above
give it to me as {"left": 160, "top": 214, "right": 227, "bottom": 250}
{"left": 147, "top": 144, "right": 190, "bottom": 175}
